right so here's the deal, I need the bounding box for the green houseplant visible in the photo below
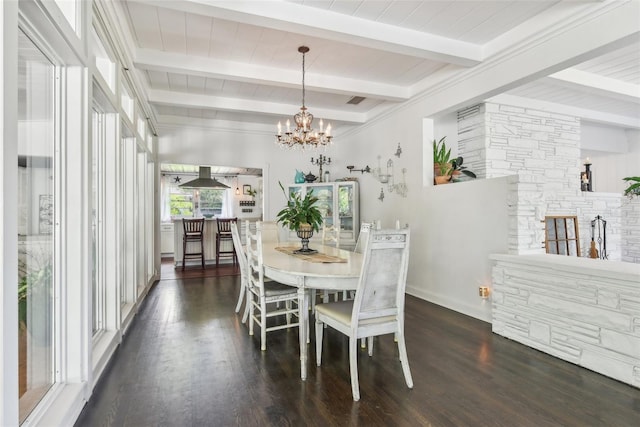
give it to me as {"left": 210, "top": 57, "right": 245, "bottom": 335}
{"left": 623, "top": 176, "right": 640, "bottom": 199}
{"left": 433, "top": 136, "right": 453, "bottom": 184}
{"left": 450, "top": 156, "right": 477, "bottom": 182}
{"left": 276, "top": 181, "right": 323, "bottom": 253}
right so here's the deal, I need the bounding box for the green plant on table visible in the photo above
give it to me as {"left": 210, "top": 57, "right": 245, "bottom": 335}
{"left": 276, "top": 181, "right": 323, "bottom": 232}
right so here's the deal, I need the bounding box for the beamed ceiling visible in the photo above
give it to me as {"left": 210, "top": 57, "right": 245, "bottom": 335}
{"left": 111, "top": 0, "right": 639, "bottom": 151}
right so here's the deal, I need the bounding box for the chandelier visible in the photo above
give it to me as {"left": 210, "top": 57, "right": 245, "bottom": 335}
{"left": 275, "top": 46, "right": 333, "bottom": 149}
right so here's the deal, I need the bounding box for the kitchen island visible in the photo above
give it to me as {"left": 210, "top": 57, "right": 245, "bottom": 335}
{"left": 173, "top": 217, "right": 260, "bottom": 267}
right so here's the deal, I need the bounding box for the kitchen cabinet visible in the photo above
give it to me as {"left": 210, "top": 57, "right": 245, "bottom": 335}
{"left": 160, "top": 222, "right": 175, "bottom": 254}
{"left": 287, "top": 181, "right": 359, "bottom": 249}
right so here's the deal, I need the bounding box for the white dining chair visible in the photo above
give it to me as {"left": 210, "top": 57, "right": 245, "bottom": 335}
{"left": 231, "top": 222, "right": 250, "bottom": 323}
{"left": 354, "top": 222, "right": 373, "bottom": 254}
{"left": 246, "top": 221, "right": 300, "bottom": 351}
{"left": 321, "top": 221, "right": 340, "bottom": 248}
{"left": 315, "top": 220, "right": 342, "bottom": 304}
{"left": 259, "top": 220, "right": 280, "bottom": 244}
{"left": 315, "top": 228, "right": 413, "bottom": 401}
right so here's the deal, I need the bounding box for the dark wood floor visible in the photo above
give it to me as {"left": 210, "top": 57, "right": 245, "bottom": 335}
{"left": 75, "top": 261, "right": 640, "bottom": 426}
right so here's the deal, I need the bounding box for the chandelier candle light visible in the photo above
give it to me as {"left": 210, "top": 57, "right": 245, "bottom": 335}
{"left": 275, "top": 46, "right": 333, "bottom": 149}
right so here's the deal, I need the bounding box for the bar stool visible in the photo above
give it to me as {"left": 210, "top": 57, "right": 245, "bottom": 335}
{"left": 182, "top": 218, "right": 205, "bottom": 271}
{"left": 216, "top": 217, "right": 238, "bottom": 267}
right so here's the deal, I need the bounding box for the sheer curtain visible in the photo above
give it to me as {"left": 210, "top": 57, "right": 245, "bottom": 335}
{"left": 220, "top": 177, "right": 235, "bottom": 217}
{"left": 160, "top": 175, "right": 171, "bottom": 222}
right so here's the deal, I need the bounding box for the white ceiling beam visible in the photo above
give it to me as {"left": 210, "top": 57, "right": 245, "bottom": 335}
{"left": 147, "top": 89, "right": 367, "bottom": 124}
{"left": 134, "top": 48, "right": 409, "bottom": 102}
{"left": 405, "top": 1, "right": 640, "bottom": 123}
{"left": 487, "top": 94, "right": 640, "bottom": 129}
{"left": 156, "top": 115, "right": 359, "bottom": 138}
{"left": 547, "top": 69, "right": 640, "bottom": 104}
{"left": 131, "top": 0, "right": 482, "bottom": 66}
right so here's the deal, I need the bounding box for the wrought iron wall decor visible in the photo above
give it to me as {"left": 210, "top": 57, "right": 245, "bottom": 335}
{"left": 371, "top": 156, "right": 408, "bottom": 198}
{"left": 311, "top": 155, "right": 331, "bottom": 182}
{"left": 346, "top": 165, "right": 370, "bottom": 174}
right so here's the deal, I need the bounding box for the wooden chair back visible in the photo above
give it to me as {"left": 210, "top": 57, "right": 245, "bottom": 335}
{"left": 183, "top": 218, "right": 205, "bottom": 238}
{"left": 217, "top": 217, "right": 237, "bottom": 234}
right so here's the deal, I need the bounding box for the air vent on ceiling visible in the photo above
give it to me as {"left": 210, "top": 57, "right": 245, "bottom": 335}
{"left": 347, "top": 96, "right": 366, "bottom": 105}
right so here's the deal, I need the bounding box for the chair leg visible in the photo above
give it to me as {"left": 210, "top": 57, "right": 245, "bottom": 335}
{"left": 182, "top": 239, "right": 186, "bottom": 271}
{"left": 201, "top": 239, "right": 205, "bottom": 269}
{"left": 349, "top": 337, "right": 360, "bottom": 401}
{"left": 285, "top": 300, "right": 291, "bottom": 324}
{"left": 315, "top": 318, "right": 324, "bottom": 366}
{"left": 234, "top": 278, "right": 245, "bottom": 313}
{"left": 367, "top": 336, "right": 374, "bottom": 356}
{"left": 260, "top": 299, "right": 267, "bottom": 351}
{"left": 216, "top": 237, "right": 220, "bottom": 267}
{"left": 242, "top": 288, "right": 250, "bottom": 324}
{"left": 397, "top": 329, "right": 414, "bottom": 389}
{"left": 249, "top": 294, "right": 255, "bottom": 336}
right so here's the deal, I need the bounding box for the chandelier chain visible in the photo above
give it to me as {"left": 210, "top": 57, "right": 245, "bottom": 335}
{"left": 301, "top": 49, "right": 306, "bottom": 108}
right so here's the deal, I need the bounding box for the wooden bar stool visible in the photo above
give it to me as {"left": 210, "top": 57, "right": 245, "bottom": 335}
{"left": 216, "top": 217, "right": 238, "bottom": 267}
{"left": 182, "top": 218, "right": 206, "bottom": 271}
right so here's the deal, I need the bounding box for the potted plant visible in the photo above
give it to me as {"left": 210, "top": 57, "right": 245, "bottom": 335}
{"left": 450, "top": 157, "right": 477, "bottom": 182}
{"left": 623, "top": 176, "right": 640, "bottom": 199}
{"left": 18, "top": 261, "right": 52, "bottom": 343}
{"left": 276, "top": 181, "right": 323, "bottom": 253}
{"left": 433, "top": 136, "right": 453, "bottom": 184}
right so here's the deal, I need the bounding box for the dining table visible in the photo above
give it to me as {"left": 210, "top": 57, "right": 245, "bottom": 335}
{"left": 261, "top": 242, "right": 364, "bottom": 380}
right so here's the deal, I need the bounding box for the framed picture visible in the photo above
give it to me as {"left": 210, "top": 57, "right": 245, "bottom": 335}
{"left": 243, "top": 185, "right": 252, "bottom": 195}
{"left": 39, "top": 194, "right": 53, "bottom": 234}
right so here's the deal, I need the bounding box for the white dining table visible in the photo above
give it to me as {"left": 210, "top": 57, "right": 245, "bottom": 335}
{"left": 261, "top": 242, "right": 363, "bottom": 380}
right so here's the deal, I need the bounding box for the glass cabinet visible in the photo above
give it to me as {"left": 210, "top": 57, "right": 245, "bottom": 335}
{"left": 287, "top": 181, "right": 360, "bottom": 249}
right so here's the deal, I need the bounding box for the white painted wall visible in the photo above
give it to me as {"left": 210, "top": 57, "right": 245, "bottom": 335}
{"left": 157, "top": 102, "right": 634, "bottom": 323}
{"left": 582, "top": 125, "right": 640, "bottom": 194}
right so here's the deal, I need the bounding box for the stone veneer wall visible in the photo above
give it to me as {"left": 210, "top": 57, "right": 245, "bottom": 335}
{"left": 459, "top": 102, "right": 627, "bottom": 261}
{"left": 621, "top": 198, "right": 640, "bottom": 263}
{"left": 492, "top": 254, "right": 640, "bottom": 389}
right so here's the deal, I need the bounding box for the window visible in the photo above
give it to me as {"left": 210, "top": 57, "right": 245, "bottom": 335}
{"left": 544, "top": 216, "right": 580, "bottom": 256}
{"left": 91, "top": 26, "right": 115, "bottom": 92}
{"left": 166, "top": 182, "right": 224, "bottom": 219}
{"left": 199, "top": 189, "right": 224, "bottom": 217}
{"left": 91, "top": 108, "right": 106, "bottom": 336}
{"left": 17, "top": 29, "right": 56, "bottom": 422}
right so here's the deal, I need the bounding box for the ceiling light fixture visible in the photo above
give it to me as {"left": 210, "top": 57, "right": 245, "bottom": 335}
{"left": 275, "top": 46, "right": 333, "bottom": 149}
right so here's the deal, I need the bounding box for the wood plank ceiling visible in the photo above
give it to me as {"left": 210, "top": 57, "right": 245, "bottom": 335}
{"left": 114, "top": 0, "right": 639, "bottom": 158}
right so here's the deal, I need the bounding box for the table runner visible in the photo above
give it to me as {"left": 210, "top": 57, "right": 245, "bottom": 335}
{"left": 275, "top": 246, "right": 347, "bottom": 263}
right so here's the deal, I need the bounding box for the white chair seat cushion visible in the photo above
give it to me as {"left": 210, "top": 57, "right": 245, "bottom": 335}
{"left": 316, "top": 300, "right": 352, "bottom": 325}
{"left": 263, "top": 280, "right": 298, "bottom": 297}
{"left": 316, "top": 300, "right": 396, "bottom": 328}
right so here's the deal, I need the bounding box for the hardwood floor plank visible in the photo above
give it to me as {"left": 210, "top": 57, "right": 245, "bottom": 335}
{"left": 75, "top": 263, "right": 640, "bottom": 426}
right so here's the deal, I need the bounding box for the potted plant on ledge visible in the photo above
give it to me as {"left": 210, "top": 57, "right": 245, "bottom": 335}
{"left": 623, "top": 176, "right": 640, "bottom": 199}
{"left": 433, "top": 136, "right": 453, "bottom": 185}
{"left": 276, "top": 182, "right": 323, "bottom": 254}
{"left": 450, "top": 156, "right": 477, "bottom": 182}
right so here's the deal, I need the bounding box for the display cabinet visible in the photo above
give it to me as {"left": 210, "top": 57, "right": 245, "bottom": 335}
{"left": 286, "top": 181, "right": 359, "bottom": 249}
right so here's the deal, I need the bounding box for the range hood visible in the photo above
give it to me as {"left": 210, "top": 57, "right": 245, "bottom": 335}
{"left": 179, "top": 166, "right": 230, "bottom": 189}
